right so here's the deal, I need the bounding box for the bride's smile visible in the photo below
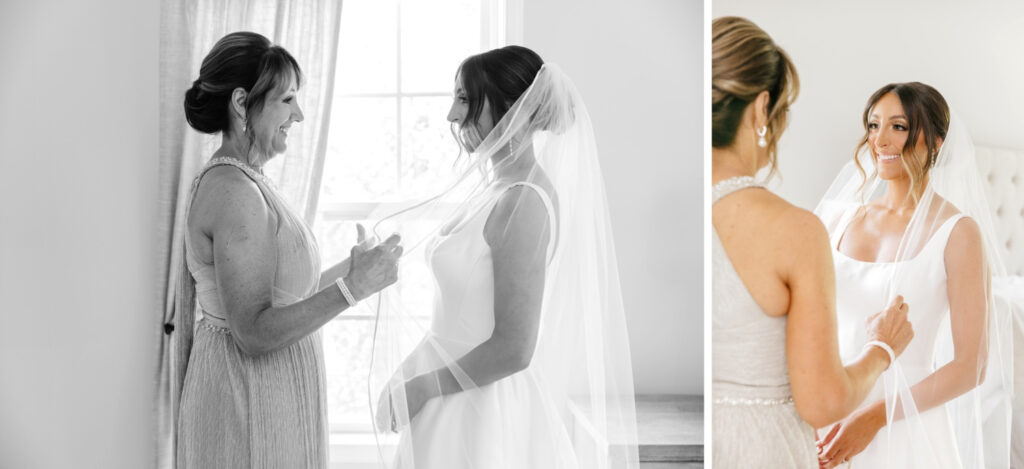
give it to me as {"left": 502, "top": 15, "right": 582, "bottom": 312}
{"left": 866, "top": 92, "right": 938, "bottom": 182}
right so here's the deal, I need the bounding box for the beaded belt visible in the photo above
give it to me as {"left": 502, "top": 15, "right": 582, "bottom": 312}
{"left": 713, "top": 395, "right": 794, "bottom": 406}
{"left": 198, "top": 311, "right": 231, "bottom": 333}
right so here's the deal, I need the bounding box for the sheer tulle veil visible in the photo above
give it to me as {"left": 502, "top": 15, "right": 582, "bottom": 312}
{"left": 360, "top": 63, "right": 640, "bottom": 468}
{"left": 815, "top": 110, "right": 1014, "bottom": 467}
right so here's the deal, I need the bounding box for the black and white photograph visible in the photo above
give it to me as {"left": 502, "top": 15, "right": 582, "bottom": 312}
{"left": 0, "top": 0, "right": 701, "bottom": 468}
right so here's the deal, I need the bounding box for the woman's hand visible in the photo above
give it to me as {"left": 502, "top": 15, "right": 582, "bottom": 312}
{"left": 344, "top": 224, "right": 403, "bottom": 301}
{"left": 817, "top": 405, "right": 885, "bottom": 468}
{"left": 864, "top": 295, "right": 914, "bottom": 360}
{"left": 374, "top": 385, "right": 398, "bottom": 433}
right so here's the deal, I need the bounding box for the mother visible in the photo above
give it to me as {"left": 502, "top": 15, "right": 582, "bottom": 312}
{"left": 174, "top": 32, "right": 402, "bottom": 468}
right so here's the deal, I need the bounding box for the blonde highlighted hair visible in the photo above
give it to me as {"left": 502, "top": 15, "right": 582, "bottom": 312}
{"left": 711, "top": 16, "right": 799, "bottom": 176}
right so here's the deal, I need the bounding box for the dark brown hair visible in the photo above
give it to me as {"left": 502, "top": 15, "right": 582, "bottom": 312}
{"left": 458, "top": 46, "right": 544, "bottom": 128}
{"left": 184, "top": 32, "right": 303, "bottom": 135}
{"left": 451, "top": 45, "right": 551, "bottom": 152}
{"left": 854, "top": 82, "right": 949, "bottom": 201}
{"left": 711, "top": 16, "right": 799, "bottom": 175}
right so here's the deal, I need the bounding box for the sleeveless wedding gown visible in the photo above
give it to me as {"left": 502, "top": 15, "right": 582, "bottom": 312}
{"left": 392, "top": 181, "right": 578, "bottom": 469}
{"left": 832, "top": 213, "right": 966, "bottom": 468}
{"left": 712, "top": 176, "right": 819, "bottom": 468}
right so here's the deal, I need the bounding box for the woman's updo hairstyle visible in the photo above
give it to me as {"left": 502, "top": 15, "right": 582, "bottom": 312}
{"left": 712, "top": 16, "right": 799, "bottom": 175}
{"left": 184, "top": 31, "right": 303, "bottom": 135}
{"left": 455, "top": 45, "right": 573, "bottom": 142}
{"left": 458, "top": 45, "right": 543, "bottom": 129}
{"left": 854, "top": 82, "right": 949, "bottom": 200}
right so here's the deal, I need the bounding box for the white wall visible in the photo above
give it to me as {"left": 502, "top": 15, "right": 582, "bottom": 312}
{"left": 524, "top": 0, "right": 703, "bottom": 395}
{"left": 0, "top": 1, "right": 158, "bottom": 468}
{"left": 714, "top": 0, "right": 1024, "bottom": 209}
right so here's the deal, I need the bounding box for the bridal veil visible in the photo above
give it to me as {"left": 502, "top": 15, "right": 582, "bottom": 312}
{"left": 363, "top": 63, "right": 640, "bottom": 468}
{"left": 815, "top": 110, "right": 1014, "bottom": 467}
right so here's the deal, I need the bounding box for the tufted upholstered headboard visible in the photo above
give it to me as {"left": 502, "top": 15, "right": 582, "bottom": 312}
{"left": 975, "top": 145, "right": 1024, "bottom": 276}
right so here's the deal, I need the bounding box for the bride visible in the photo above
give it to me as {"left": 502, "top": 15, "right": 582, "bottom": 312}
{"left": 367, "top": 46, "right": 639, "bottom": 468}
{"left": 816, "top": 83, "right": 1014, "bottom": 468}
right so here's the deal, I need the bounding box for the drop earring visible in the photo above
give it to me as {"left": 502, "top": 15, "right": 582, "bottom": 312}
{"left": 757, "top": 126, "right": 768, "bottom": 148}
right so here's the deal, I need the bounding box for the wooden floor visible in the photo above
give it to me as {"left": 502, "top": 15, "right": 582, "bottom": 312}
{"left": 570, "top": 394, "right": 704, "bottom": 468}
{"left": 636, "top": 395, "right": 703, "bottom": 468}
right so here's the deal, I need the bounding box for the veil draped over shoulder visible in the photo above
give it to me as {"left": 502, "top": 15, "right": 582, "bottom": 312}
{"left": 362, "top": 64, "right": 639, "bottom": 468}
{"left": 815, "top": 111, "right": 1014, "bottom": 467}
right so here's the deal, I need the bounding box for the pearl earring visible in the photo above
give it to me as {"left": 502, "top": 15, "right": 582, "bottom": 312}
{"left": 757, "top": 126, "right": 768, "bottom": 148}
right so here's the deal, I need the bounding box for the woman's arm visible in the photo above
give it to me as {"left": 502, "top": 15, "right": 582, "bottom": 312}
{"left": 203, "top": 168, "right": 401, "bottom": 356}
{"left": 906, "top": 217, "right": 988, "bottom": 406}
{"left": 319, "top": 257, "right": 351, "bottom": 291}
{"left": 403, "top": 187, "right": 551, "bottom": 416}
{"left": 818, "top": 218, "right": 987, "bottom": 466}
{"left": 783, "top": 207, "right": 912, "bottom": 429}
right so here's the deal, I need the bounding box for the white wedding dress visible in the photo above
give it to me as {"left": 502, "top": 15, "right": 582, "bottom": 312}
{"left": 372, "top": 64, "right": 638, "bottom": 469}
{"left": 391, "top": 181, "right": 579, "bottom": 469}
{"left": 832, "top": 213, "right": 967, "bottom": 468}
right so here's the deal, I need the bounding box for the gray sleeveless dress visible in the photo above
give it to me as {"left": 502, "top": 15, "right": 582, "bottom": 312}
{"left": 712, "top": 176, "right": 817, "bottom": 468}
{"left": 176, "top": 158, "right": 327, "bottom": 468}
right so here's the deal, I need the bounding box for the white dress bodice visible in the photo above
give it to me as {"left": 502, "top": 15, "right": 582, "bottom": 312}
{"left": 394, "top": 181, "right": 571, "bottom": 469}
{"left": 834, "top": 214, "right": 964, "bottom": 384}
{"left": 832, "top": 213, "right": 966, "bottom": 468}
{"left": 422, "top": 181, "right": 557, "bottom": 358}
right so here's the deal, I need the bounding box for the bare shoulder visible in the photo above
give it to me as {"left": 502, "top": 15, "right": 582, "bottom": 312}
{"left": 769, "top": 201, "right": 832, "bottom": 266}
{"left": 192, "top": 165, "right": 271, "bottom": 231}
{"left": 197, "top": 165, "right": 260, "bottom": 201}
{"left": 717, "top": 188, "right": 829, "bottom": 246}
{"left": 484, "top": 184, "right": 552, "bottom": 248}
{"left": 780, "top": 203, "right": 830, "bottom": 243}
{"left": 947, "top": 215, "right": 982, "bottom": 254}
{"left": 928, "top": 193, "right": 980, "bottom": 250}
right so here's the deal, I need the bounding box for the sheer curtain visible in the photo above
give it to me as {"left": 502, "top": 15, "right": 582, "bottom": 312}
{"left": 154, "top": 0, "right": 343, "bottom": 467}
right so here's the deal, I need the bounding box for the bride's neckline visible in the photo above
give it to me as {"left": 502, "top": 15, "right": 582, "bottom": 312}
{"left": 833, "top": 212, "right": 963, "bottom": 265}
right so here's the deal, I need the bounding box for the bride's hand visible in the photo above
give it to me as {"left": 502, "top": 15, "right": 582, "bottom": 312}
{"left": 816, "top": 406, "right": 885, "bottom": 468}
{"left": 374, "top": 385, "right": 398, "bottom": 433}
{"left": 374, "top": 378, "right": 429, "bottom": 433}
{"left": 864, "top": 295, "right": 914, "bottom": 359}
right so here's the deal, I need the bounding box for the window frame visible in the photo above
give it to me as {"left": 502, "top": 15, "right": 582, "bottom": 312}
{"left": 318, "top": 0, "right": 522, "bottom": 440}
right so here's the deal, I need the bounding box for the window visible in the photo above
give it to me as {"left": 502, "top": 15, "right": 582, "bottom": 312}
{"left": 313, "top": 0, "right": 517, "bottom": 434}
